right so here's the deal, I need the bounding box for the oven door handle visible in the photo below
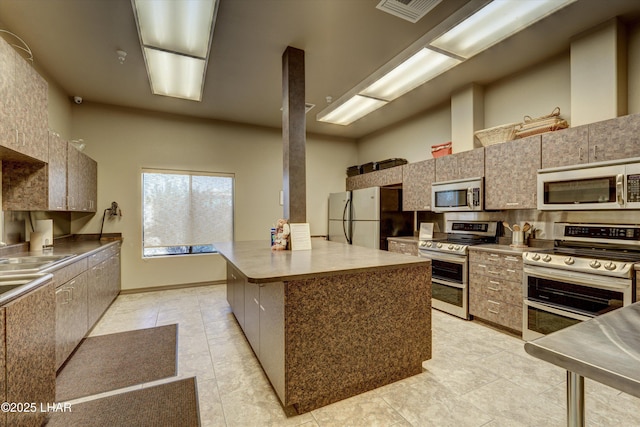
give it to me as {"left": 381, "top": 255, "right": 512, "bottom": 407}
{"left": 418, "top": 251, "right": 467, "bottom": 265}
{"left": 523, "top": 265, "right": 631, "bottom": 291}
{"left": 432, "top": 278, "right": 465, "bottom": 289}
{"left": 524, "top": 299, "right": 593, "bottom": 322}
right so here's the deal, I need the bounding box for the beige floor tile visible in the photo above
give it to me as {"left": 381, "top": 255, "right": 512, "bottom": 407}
{"left": 85, "top": 285, "right": 636, "bottom": 427}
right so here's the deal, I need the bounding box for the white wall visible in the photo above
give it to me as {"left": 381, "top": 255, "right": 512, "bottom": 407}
{"left": 69, "top": 103, "right": 356, "bottom": 290}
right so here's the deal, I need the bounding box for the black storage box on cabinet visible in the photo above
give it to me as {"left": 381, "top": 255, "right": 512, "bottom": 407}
{"left": 361, "top": 162, "right": 378, "bottom": 173}
{"left": 346, "top": 165, "right": 361, "bottom": 177}
{"left": 377, "top": 158, "right": 407, "bottom": 170}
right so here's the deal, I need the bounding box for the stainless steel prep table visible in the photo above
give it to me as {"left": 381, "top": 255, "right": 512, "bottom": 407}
{"left": 524, "top": 302, "right": 640, "bottom": 427}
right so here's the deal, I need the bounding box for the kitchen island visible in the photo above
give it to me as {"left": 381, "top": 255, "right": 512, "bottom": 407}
{"left": 215, "top": 238, "right": 431, "bottom": 413}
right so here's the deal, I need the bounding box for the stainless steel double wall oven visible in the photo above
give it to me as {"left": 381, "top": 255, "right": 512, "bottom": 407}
{"left": 522, "top": 223, "right": 638, "bottom": 340}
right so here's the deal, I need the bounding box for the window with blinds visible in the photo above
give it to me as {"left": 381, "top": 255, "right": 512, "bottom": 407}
{"left": 142, "top": 169, "right": 234, "bottom": 257}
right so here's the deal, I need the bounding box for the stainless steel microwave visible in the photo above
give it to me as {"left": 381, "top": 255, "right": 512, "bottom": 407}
{"left": 537, "top": 158, "right": 640, "bottom": 210}
{"left": 431, "top": 177, "right": 483, "bottom": 212}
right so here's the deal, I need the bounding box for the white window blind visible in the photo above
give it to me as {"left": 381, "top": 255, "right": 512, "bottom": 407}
{"left": 142, "top": 169, "right": 233, "bottom": 255}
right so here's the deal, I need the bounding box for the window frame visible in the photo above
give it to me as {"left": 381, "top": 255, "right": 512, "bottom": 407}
{"left": 141, "top": 168, "right": 235, "bottom": 259}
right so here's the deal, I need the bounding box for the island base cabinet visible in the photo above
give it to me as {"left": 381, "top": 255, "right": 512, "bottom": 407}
{"left": 4, "top": 282, "right": 55, "bottom": 427}
{"left": 244, "top": 282, "right": 260, "bottom": 355}
{"left": 226, "top": 264, "right": 246, "bottom": 329}
{"left": 259, "top": 282, "right": 285, "bottom": 403}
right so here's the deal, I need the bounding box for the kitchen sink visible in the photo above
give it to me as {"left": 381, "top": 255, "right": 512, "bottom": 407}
{"left": 0, "top": 254, "right": 74, "bottom": 264}
{"left": 0, "top": 254, "right": 75, "bottom": 274}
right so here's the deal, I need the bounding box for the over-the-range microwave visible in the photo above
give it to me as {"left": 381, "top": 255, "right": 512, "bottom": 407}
{"left": 537, "top": 158, "right": 640, "bottom": 210}
{"left": 431, "top": 177, "right": 483, "bottom": 212}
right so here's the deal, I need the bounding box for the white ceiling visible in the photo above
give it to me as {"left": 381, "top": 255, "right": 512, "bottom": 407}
{"left": 0, "top": 0, "right": 639, "bottom": 139}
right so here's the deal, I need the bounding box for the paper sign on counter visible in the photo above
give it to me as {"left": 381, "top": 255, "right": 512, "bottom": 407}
{"left": 289, "top": 223, "right": 312, "bottom": 251}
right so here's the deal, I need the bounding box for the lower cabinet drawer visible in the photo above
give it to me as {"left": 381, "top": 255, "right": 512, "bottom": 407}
{"left": 468, "top": 275, "right": 522, "bottom": 306}
{"left": 469, "top": 292, "right": 522, "bottom": 332}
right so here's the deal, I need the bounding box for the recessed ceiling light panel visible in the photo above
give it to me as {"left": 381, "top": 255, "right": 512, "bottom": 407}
{"left": 360, "top": 48, "right": 461, "bottom": 101}
{"left": 144, "top": 48, "right": 206, "bottom": 101}
{"left": 133, "top": 0, "right": 216, "bottom": 58}
{"left": 430, "top": 0, "right": 576, "bottom": 59}
{"left": 317, "top": 95, "right": 387, "bottom": 126}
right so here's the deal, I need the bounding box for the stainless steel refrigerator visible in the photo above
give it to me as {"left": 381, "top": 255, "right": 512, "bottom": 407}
{"left": 328, "top": 187, "right": 413, "bottom": 250}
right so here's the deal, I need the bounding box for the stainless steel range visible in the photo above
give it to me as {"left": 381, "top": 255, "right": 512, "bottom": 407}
{"left": 522, "top": 222, "right": 639, "bottom": 341}
{"left": 418, "top": 220, "right": 499, "bottom": 319}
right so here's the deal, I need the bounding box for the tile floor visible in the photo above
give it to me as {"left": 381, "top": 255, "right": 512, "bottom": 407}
{"left": 71, "top": 284, "right": 639, "bottom": 426}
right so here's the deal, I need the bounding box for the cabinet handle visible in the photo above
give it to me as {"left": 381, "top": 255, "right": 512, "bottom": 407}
{"left": 506, "top": 269, "right": 516, "bottom": 273}
{"left": 487, "top": 286, "right": 500, "bottom": 291}
{"left": 489, "top": 280, "right": 501, "bottom": 285}
{"left": 506, "top": 202, "right": 520, "bottom": 206}
{"left": 253, "top": 297, "right": 259, "bottom": 306}
{"left": 487, "top": 300, "right": 500, "bottom": 314}
{"left": 579, "top": 147, "right": 583, "bottom": 161}
{"left": 593, "top": 145, "right": 598, "bottom": 160}
{"left": 488, "top": 270, "right": 499, "bottom": 275}
{"left": 260, "top": 305, "right": 265, "bottom": 312}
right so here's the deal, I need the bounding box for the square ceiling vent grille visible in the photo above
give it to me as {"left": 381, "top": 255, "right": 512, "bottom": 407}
{"left": 376, "top": 0, "right": 443, "bottom": 23}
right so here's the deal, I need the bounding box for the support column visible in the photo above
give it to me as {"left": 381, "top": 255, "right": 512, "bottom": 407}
{"left": 451, "top": 83, "right": 484, "bottom": 152}
{"left": 282, "top": 46, "right": 306, "bottom": 223}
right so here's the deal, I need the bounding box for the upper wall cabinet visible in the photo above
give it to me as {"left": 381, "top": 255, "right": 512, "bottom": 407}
{"left": 0, "top": 37, "right": 48, "bottom": 163}
{"left": 485, "top": 135, "right": 541, "bottom": 210}
{"left": 2, "top": 135, "right": 97, "bottom": 212}
{"left": 435, "top": 148, "right": 485, "bottom": 182}
{"left": 346, "top": 166, "right": 403, "bottom": 191}
{"left": 402, "top": 159, "right": 435, "bottom": 211}
{"left": 541, "top": 113, "right": 640, "bottom": 168}
{"left": 67, "top": 143, "right": 97, "bottom": 213}
{"left": 541, "top": 125, "right": 589, "bottom": 168}
{"left": 587, "top": 113, "right": 640, "bottom": 163}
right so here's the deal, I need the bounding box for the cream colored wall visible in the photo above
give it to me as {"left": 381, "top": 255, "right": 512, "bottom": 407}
{"left": 483, "top": 54, "right": 571, "bottom": 128}
{"left": 69, "top": 103, "right": 356, "bottom": 290}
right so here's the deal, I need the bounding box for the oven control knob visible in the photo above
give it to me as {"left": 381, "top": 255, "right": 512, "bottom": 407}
{"left": 542, "top": 255, "right": 552, "bottom": 262}
{"left": 425, "top": 241, "right": 432, "bottom": 247}
{"left": 564, "top": 257, "right": 574, "bottom": 265}
{"left": 448, "top": 244, "right": 454, "bottom": 250}
{"left": 604, "top": 262, "right": 617, "bottom": 271}
{"left": 436, "top": 243, "right": 443, "bottom": 248}
{"left": 589, "top": 260, "right": 601, "bottom": 269}
{"left": 454, "top": 245, "right": 461, "bottom": 251}
{"left": 531, "top": 253, "right": 541, "bottom": 261}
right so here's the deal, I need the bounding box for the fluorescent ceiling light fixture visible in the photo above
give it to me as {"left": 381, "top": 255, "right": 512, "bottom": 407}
{"left": 317, "top": 95, "right": 387, "bottom": 126}
{"left": 132, "top": 0, "right": 218, "bottom": 101}
{"left": 430, "top": 0, "right": 576, "bottom": 59}
{"left": 144, "top": 48, "right": 206, "bottom": 101}
{"left": 360, "top": 48, "right": 461, "bottom": 101}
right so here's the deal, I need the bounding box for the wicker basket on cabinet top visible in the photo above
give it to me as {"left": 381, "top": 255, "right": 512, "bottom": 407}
{"left": 474, "top": 122, "right": 520, "bottom": 147}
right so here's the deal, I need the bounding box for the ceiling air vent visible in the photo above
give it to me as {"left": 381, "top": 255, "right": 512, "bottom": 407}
{"left": 376, "top": 0, "right": 443, "bottom": 23}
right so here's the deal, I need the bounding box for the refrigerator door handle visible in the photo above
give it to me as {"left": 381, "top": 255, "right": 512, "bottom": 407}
{"left": 343, "top": 198, "right": 352, "bottom": 244}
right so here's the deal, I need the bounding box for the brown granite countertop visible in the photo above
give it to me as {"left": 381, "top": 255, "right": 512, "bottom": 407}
{"left": 215, "top": 239, "right": 430, "bottom": 283}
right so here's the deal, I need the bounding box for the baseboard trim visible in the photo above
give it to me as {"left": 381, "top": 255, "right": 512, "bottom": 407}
{"left": 119, "top": 280, "right": 225, "bottom": 295}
